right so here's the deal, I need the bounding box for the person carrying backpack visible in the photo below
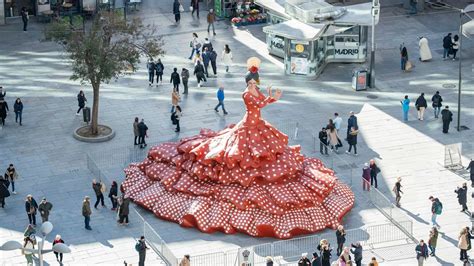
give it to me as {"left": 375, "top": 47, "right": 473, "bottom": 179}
{"left": 429, "top": 196, "right": 442, "bottom": 228}
{"left": 135, "top": 236, "right": 148, "bottom": 266}
{"left": 155, "top": 59, "right": 164, "bottom": 86}
{"left": 431, "top": 91, "right": 443, "bottom": 119}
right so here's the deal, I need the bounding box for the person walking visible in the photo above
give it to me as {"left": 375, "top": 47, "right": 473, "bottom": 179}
{"left": 400, "top": 45, "right": 408, "bottom": 71}
{"left": 194, "top": 60, "right": 206, "bottom": 87}
{"left": 415, "top": 240, "right": 429, "bottom": 266}
{"left": 23, "top": 236, "right": 35, "bottom": 265}
{"left": 191, "top": 0, "right": 199, "bottom": 18}
{"left": 155, "top": 59, "right": 164, "bottom": 86}
{"left": 326, "top": 124, "right": 341, "bottom": 153}
{"left": 181, "top": 68, "right": 190, "bottom": 94}
{"left": 442, "top": 33, "right": 453, "bottom": 60}
{"left": 415, "top": 93, "right": 427, "bottom": 121}
{"left": 429, "top": 196, "right": 442, "bottom": 228}
{"left": 4, "top": 164, "right": 18, "bottom": 194}
{"left": 222, "top": 44, "right": 233, "bottom": 73}
{"left": 207, "top": 9, "right": 216, "bottom": 35}
{"left": 345, "top": 126, "right": 358, "bottom": 156}
{"left": 109, "top": 181, "right": 118, "bottom": 211}
{"left": 171, "top": 89, "right": 180, "bottom": 114}
{"left": 459, "top": 227, "right": 469, "bottom": 261}
{"left": 173, "top": 0, "right": 181, "bottom": 24}
{"left": 369, "top": 159, "right": 380, "bottom": 188}
{"left": 137, "top": 236, "right": 148, "bottom": 266}
{"left": 38, "top": 197, "right": 53, "bottom": 223}
{"left": 0, "top": 99, "right": 9, "bottom": 126}
{"left": 428, "top": 227, "right": 438, "bottom": 256}
{"left": 335, "top": 225, "right": 346, "bottom": 256}
{"left": 202, "top": 48, "right": 211, "bottom": 78}
{"left": 193, "top": 51, "right": 203, "bottom": 65}
{"left": 174, "top": 106, "right": 182, "bottom": 133}
{"left": 137, "top": 119, "right": 149, "bottom": 149}
{"left": 118, "top": 195, "right": 130, "bottom": 225}
{"left": 467, "top": 159, "right": 474, "bottom": 187}
{"left": 76, "top": 90, "right": 87, "bottom": 116}
{"left": 179, "top": 254, "right": 191, "bottom": 266}
{"left": 333, "top": 113, "right": 342, "bottom": 132}
{"left": 147, "top": 59, "right": 155, "bottom": 86}
{"left": 25, "top": 195, "right": 38, "bottom": 226}
{"left": 170, "top": 68, "right": 181, "bottom": 93}
{"left": 393, "top": 177, "right": 403, "bottom": 207}
{"left": 188, "top": 33, "right": 201, "bottom": 60}
{"left": 92, "top": 179, "right": 105, "bottom": 209}
{"left": 362, "top": 163, "right": 371, "bottom": 191}
{"left": 82, "top": 196, "right": 92, "bottom": 230}
{"left": 209, "top": 49, "right": 218, "bottom": 77}
{"left": 0, "top": 176, "right": 10, "bottom": 208}
{"left": 214, "top": 87, "right": 228, "bottom": 115}
{"left": 0, "top": 86, "right": 5, "bottom": 100}
{"left": 21, "top": 7, "right": 29, "bottom": 32}
{"left": 52, "top": 235, "right": 65, "bottom": 262}
{"left": 431, "top": 91, "right": 443, "bottom": 119}
{"left": 350, "top": 243, "right": 362, "bottom": 266}
{"left": 455, "top": 183, "right": 468, "bottom": 212}
{"left": 418, "top": 36, "right": 432, "bottom": 62}
{"left": 318, "top": 127, "right": 329, "bottom": 155}
{"left": 346, "top": 111, "right": 357, "bottom": 139}
{"left": 441, "top": 106, "right": 453, "bottom": 133}
{"left": 202, "top": 37, "right": 213, "bottom": 52}
{"left": 452, "top": 35, "right": 460, "bottom": 60}
{"left": 409, "top": 0, "right": 418, "bottom": 14}
{"left": 13, "top": 98, "right": 23, "bottom": 126}
{"left": 133, "top": 117, "right": 139, "bottom": 145}
{"left": 400, "top": 95, "right": 410, "bottom": 121}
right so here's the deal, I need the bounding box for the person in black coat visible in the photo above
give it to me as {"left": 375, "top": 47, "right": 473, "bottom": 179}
{"left": 369, "top": 159, "right": 380, "bottom": 188}
{"left": 441, "top": 106, "right": 453, "bottom": 133}
{"left": 13, "top": 98, "right": 23, "bottom": 125}
{"left": 317, "top": 240, "right": 332, "bottom": 266}
{"left": 118, "top": 195, "right": 130, "bottom": 225}
{"left": 202, "top": 48, "right": 211, "bottom": 77}
{"left": 443, "top": 33, "right": 452, "bottom": 59}
{"left": 191, "top": 0, "right": 199, "bottom": 18}
{"left": 25, "top": 195, "right": 38, "bottom": 226}
{"left": 467, "top": 159, "right": 474, "bottom": 187}
{"left": 0, "top": 177, "right": 10, "bottom": 208}
{"left": 347, "top": 111, "right": 358, "bottom": 139}
{"left": 155, "top": 59, "right": 164, "bottom": 85}
{"left": 415, "top": 92, "right": 428, "bottom": 121}
{"left": 108, "top": 181, "right": 118, "bottom": 211}
{"left": 346, "top": 127, "right": 358, "bottom": 155}
{"left": 137, "top": 119, "right": 148, "bottom": 149}
{"left": 76, "top": 90, "right": 87, "bottom": 116}
{"left": 170, "top": 68, "right": 181, "bottom": 93}
{"left": 0, "top": 86, "right": 6, "bottom": 100}
{"left": 431, "top": 91, "right": 443, "bottom": 119}
{"left": 351, "top": 243, "right": 363, "bottom": 266}
{"left": 335, "top": 225, "right": 346, "bottom": 256}
{"left": 297, "top": 253, "right": 311, "bottom": 266}
{"left": 147, "top": 60, "right": 155, "bottom": 86}
{"left": 173, "top": 0, "right": 181, "bottom": 24}
{"left": 194, "top": 61, "right": 206, "bottom": 87}
{"left": 455, "top": 183, "right": 468, "bottom": 212}
{"left": 318, "top": 127, "right": 328, "bottom": 155}
{"left": 311, "top": 252, "right": 322, "bottom": 266}
{"left": 0, "top": 99, "right": 9, "bottom": 126}
{"left": 209, "top": 49, "right": 218, "bottom": 76}
{"left": 21, "top": 7, "right": 28, "bottom": 32}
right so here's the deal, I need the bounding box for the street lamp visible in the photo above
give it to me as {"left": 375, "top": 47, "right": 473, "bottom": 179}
{"left": 0, "top": 222, "right": 71, "bottom": 266}
{"left": 369, "top": 0, "right": 380, "bottom": 88}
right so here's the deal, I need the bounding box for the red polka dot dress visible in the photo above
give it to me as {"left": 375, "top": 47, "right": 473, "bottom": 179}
{"left": 122, "top": 88, "right": 355, "bottom": 239}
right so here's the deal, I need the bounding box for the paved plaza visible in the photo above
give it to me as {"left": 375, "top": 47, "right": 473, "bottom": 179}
{"left": 0, "top": 0, "right": 473, "bottom": 265}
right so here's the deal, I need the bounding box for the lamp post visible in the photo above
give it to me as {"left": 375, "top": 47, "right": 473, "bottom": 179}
{"left": 369, "top": 0, "right": 380, "bottom": 88}
{"left": 0, "top": 222, "right": 71, "bottom": 266}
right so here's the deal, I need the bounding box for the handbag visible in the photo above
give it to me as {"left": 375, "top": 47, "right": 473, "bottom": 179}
{"left": 189, "top": 5, "right": 193, "bottom": 12}
{"left": 179, "top": 4, "right": 184, "bottom": 12}
{"left": 405, "top": 61, "right": 413, "bottom": 71}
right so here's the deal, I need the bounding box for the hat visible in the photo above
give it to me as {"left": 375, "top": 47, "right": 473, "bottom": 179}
{"left": 301, "top": 253, "right": 307, "bottom": 257}
{"left": 312, "top": 252, "right": 319, "bottom": 257}
{"left": 85, "top": 196, "right": 90, "bottom": 199}
{"left": 364, "top": 163, "right": 369, "bottom": 167}
{"left": 42, "top": 197, "right": 46, "bottom": 201}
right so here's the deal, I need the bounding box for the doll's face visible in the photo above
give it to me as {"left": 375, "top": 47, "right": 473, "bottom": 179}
{"left": 247, "top": 79, "right": 257, "bottom": 90}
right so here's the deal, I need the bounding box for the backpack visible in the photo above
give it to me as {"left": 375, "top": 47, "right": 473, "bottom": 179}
{"left": 434, "top": 201, "right": 443, "bottom": 215}
{"left": 135, "top": 241, "right": 141, "bottom": 252}
{"left": 171, "top": 112, "right": 177, "bottom": 125}
{"left": 155, "top": 63, "right": 163, "bottom": 73}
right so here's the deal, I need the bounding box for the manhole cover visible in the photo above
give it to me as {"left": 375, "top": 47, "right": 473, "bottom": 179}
{"left": 442, "top": 83, "right": 456, "bottom": 88}
{"left": 367, "top": 94, "right": 378, "bottom": 99}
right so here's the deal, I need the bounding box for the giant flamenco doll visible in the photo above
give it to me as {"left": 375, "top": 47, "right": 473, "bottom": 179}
{"left": 122, "top": 58, "right": 355, "bottom": 239}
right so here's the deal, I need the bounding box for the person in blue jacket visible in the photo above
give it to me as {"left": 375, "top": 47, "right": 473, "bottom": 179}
{"left": 214, "top": 87, "right": 228, "bottom": 115}
{"left": 401, "top": 95, "right": 410, "bottom": 121}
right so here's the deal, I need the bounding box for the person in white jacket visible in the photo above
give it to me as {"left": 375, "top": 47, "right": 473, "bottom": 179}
{"left": 221, "top": 44, "right": 233, "bottom": 73}
{"left": 418, "top": 36, "right": 432, "bottom": 62}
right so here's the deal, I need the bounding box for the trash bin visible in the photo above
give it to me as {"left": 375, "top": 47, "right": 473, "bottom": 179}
{"left": 83, "top": 107, "right": 91, "bottom": 124}
{"left": 352, "top": 69, "right": 368, "bottom": 91}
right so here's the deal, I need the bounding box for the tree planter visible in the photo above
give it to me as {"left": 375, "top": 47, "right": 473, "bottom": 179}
{"left": 73, "top": 124, "right": 115, "bottom": 143}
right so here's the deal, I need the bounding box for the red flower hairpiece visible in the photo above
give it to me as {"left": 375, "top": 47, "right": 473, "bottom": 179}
{"left": 249, "top": 66, "right": 259, "bottom": 73}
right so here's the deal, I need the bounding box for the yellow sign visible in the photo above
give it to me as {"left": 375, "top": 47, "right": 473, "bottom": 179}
{"left": 295, "top": 44, "right": 304, "bottom": 53}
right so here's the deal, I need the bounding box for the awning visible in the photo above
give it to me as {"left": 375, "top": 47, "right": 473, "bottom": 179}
{"left": 322, "top": 25, "right": 355, "bottom": 36}
{"left": 333, "top": 3, "right": 379, "bottom": 26}
{"left": 462, "top": 20, "right": 474, "bottom": 38}
{"left": 263, "top": 19, "right": 326, "bottom": 41}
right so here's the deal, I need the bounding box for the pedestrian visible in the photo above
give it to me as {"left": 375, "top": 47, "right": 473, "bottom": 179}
{"left": 214, "top": 86, "right": 228, "bottom": 115}
{"left": 25, "top": 195, "right": 38, "bottom": 226}
{"left": 393, "top": 177, "right": 403, "bottom": 207}
{"left": 181, "top": 68, "right": 190, "bottom": 94}
{"left": 193, "top": 51, "right": 203, "bottom": 65}
{"left": 202, "top": 47, "right": 211, "bottom": 77}
{"left": 340, "top": 247, "right": 352, "bottom": 265}
{"left": 133, "top": 117, "right": 139, "bottom": 146}
{"left": 23, "top": 224, "right": 35, "bottom": 238}
{"left": 326, "top": 124, "right": 341, "bottom": 153}
{"left": 76, "top": 90, "right": 87, "bottom": 116}
{"left": 191, "top": 0, "right": 199, "bottom": 18}
{"left": 207, "top": 9, "right": 216, "bottom": 35}
{"left": 298, "top": 253, "right": 311, "bottom": 266}
{"left": 202, "top": 37, "right": 213, "bottom": 52}
{"left": 400, "top": 45, "right": 408, "bottom": 71}
{"left": 409, "top": 0, "right": 417, "bottom": 14}
{"left": 82, "top": 196, "right": 92, "bottom": 230}
{"left": 147, "top": 59, "right": 155, "bottom": 86}
{"left": 109, "top": 181, "right": 118, "bottom": 211}
{"left": 415, "top": 240, "right": 429, "bottom": 266}
{"left": 369, "top": 257, "right": 378, "bottom": 266}
{"left": 429, "top": 196, "right": 442, "bottom": 228}
{"left": 415, "top": 93, "right": 427, "bottom": 121}
{"left": 466, "top": 226, "right": 473, "bottom": 255}
{"left": 0, "top": 99, "right": 9, "bottom": 126}
{"left": 0, "top": 176, "right": 10, "bottom": 208}
{"left": 362, "top": 163, "right": 371, "bottom": 191}
{"left": 350, "top": 243, "right": 362, "bottom": 266}
{"left": 335, "top": 225, "right": 346, "bottom": 256}
{"left": 459, "top": 227, "right": 469, "bottom": 261}
{"left": 170, "top": 67, "right": 181, "bottom": 93}
{"left": 442, "top": 33, "right": 452, "bottom": 60}
{"left": 118, "top": 195, "right": 130, "bottom": 225}
{"left": 431, "top": 91, "right": 443, "bottom": 119}
{"left": 136, "top": 236, "right": 148, "bottom": 266}
{"left": 369, "top": 159, "right": 380, "bottom": 188}
{"left": 333, "top": 113, "right": 342, "bottom": 132}
{"left": 194, "top": 60, "right": 206, "bottom": 87}
{"left": 38, "top": 197, "right": 53, "bottom": 223}
{"left": 13, "top": 98, "right": 23, "bottom": 126}
{"left": 209, "top": 49, "right": 218, "bottom": 77}
{"left": 174, "top": 106, "right": 182, "bottom": 133}
{"left": 400, "top": 95, "right": 410, "bottom": 121}
{"left": 4, "top": 163, "right": 18, "bottom": 194}
{"left": 188, "top": 33, "right": 201, "bottom": 60}
{"left": 455, "top": 183, "right": 468, "bottom": 212}
{"left": 173, "top": 0, "right": 181, "bottom": 24}
{"left": 452, "top": 35, "right": 460, "bottom": 60}
{"left": 179, "top": 254, "right": 191, "bottom": 266}
{"left": 23, "top": 236, "right": 35, "bottom": 265}
{"left": 346, "top": 111, "right": 357, "bottom": 139}
{"left": 0, "top": 86, "right": 5, "bottom": 100}
{"left": 317, "top": 239, "right": 332, "bottom": 266}
{"left": 222, "top": 44, "right": 233, "bottom": 73}
{"left": 318, "top": 127, "right": 329, "bottom": 155}
{"left": 21, "top": 7, "right": 28, "bottom": 32}
{"left": 311, "top": 252, "right": 322, "bottom": 266}
{"left": 467, "top": 159, "right": 474, "bottom": 187}
{"left": 428, "top": 227, "right": 438, "bottom": 256}
{"left": 171, "top": 89, "right": 180, "bottom": 114}
{"left": 52, "top": 234, "right": 65, "bottom": 262}
{"left": 345, "top": 126, "right": 358, "bottom": 156}
{"left": 137, "top": 119, "right": 148, "bottom": 149}
{"left": 441, "top": 106, "right": 453, "bottom": 133}
{"left": 418, "top": 36, "right": 432, "bottom": 62}
{"left": 155, "top": 59, "right": 164, "bottom": 86}
{"left": 92, "top": 179, "right": 106, "bottom": 209}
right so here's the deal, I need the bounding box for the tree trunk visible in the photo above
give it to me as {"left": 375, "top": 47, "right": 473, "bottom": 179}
{"left": 90, "top": 82, "right": 100, "bottom": 135}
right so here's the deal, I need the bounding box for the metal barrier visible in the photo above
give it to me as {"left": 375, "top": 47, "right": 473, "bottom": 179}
{"left": 141, "top": 214, "right": 178, "bottom": 266}
{"left": 188, "top": 250, "right": 238, "bottom": 266}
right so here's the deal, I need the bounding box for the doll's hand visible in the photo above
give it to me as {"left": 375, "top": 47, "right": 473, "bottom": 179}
{"left": 266, "top": 86, "right": 272, "bottom": 97}
{"left": 273, "top": 89, "right": 282, "bottom": 100}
